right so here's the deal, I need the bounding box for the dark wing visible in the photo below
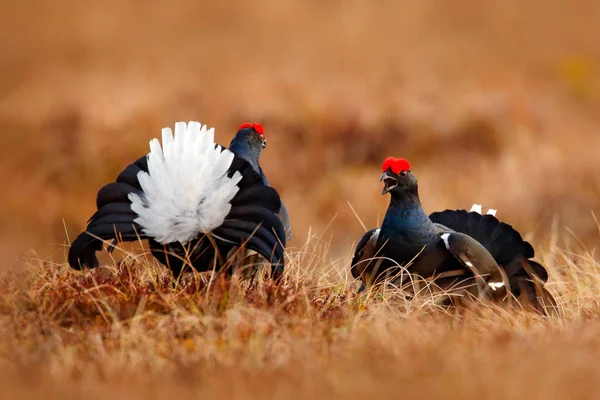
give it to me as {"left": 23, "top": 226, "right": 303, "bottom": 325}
{"left": 429, "top": 209, "right": 556, "bottom": 314}
{"left": 350, "top": 228, "right": 380, "bottom": 282}
{"left": 277, "top": 199, "right": 293, "bottom": 241}
{"left": 68, "top": 156, "right": 149, "bottom": 269}
{"left": 217, "top": 154, "right": 287, "bottom": 276}
{"left": 438, "top": 231, "right": 510, "bottom": 302}
{"left": 258, "top": 164, "right": 292, "bottom": 241}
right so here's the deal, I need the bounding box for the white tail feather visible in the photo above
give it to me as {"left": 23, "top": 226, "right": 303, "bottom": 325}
{"left": 469, "top": 204, "right": 498, "bottom": 216}
{"left": 129, "top": 121, "right": 243, "bottom": 244}
{"left": 470, "top": 204, "right": 482, "bottom": 214}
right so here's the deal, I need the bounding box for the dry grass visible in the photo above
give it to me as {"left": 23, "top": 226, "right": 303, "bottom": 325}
{"left": 2, "top": 0, "right": 600, "bottom": 264}
{"left": 1, "top": 233, "right": 600, "bottom": 399}
{"left": 2, "top": 0, "right": 600, "bottom": 398}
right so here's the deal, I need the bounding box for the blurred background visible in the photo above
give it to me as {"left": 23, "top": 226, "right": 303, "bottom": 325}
{"left": 1, "top": 0, "right": 599, "bottom": 267}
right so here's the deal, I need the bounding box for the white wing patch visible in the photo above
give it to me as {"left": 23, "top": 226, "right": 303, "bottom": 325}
{"left": 129, "top": 121, "right": 243, "bottom": 244}
{"left": 440, "top": 233, "right": 451, "bottom": 250}
{"left": 371, "top": 228, "right": 380, "bottom": 242}
{"left": 488, "top": 281, "right": 505, "bottom": 291}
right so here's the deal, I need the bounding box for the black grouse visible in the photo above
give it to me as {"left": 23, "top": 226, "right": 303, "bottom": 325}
{"left": 68, "top": 121, "right": 287, "bottom": 278}
{"left": 351, "top": 157, "right": 556, "bottom": 313}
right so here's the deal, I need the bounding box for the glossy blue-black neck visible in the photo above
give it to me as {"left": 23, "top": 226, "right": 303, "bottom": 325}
{"left": 229, "top": 129, "right": 267, "bottom": 184}
{"left": 378, "top": 185, "right": 439, "bottom": 263}
{"left": 383, "top": 190, "right": 433, "bottom": 234}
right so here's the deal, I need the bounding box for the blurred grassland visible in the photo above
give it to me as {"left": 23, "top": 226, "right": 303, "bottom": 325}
{"left": 1, "top": 0, "right": 599, "bottom": 264}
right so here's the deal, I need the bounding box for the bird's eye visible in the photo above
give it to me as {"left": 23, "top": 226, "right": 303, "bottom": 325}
{"left": 400, "top": 171, "right": 407, "bottom": 177}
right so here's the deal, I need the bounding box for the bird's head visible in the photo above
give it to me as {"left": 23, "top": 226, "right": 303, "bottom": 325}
{"left": 233, "top": 122, "right": 267, "bottom": 150}
{"left": 380, "top": 157, "right": 418, "bottom": 196}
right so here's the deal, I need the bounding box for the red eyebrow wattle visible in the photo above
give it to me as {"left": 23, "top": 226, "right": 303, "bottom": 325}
{"left": 382, "top": 157, "right": 411, "bottom": 174}
{"left": 252, "top": 123, "right": 264, "bottom": 135}
{"left": 238, "top": 122, "right": 264, "bottom": 136}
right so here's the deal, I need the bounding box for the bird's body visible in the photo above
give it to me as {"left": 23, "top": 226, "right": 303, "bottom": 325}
{"left": 351, "top": 157, "right": 555, "bottom": 313}
{"left": 68, "top": 121, "right": 287, "bottom": 278}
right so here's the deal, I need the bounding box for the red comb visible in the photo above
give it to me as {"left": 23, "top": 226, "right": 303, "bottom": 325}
{"left": 252, "top": 123, "right": 264, "bottom": 135}
{"left": 238, "top": 122, "right": 265, "bottom": 136}
{"left": 382, "top": 157, "right": 411, "bottom": 174}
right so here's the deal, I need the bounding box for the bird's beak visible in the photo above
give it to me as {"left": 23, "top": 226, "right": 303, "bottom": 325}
{"left": 380, "top": 171, "right": 398, "bottom": 195}
{"left": 261, "top": 136, "right": 267, "bottom": 148}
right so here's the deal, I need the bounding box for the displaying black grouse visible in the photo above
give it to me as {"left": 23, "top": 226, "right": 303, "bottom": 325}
{"left": 351, "top": 157, "right": 556, "bottom": 313}
{"left": 228, "top": 122, "right": 292, "bottom": 241}
{"left": 68, "top": 121, "right": 287, "bottom": 278}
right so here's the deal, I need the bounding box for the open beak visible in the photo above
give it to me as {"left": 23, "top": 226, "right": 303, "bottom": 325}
{"left": 261, "top": 136, "right": 267, "bottom": 148}
{"left": 380, "top": 172, "right": 398, "bottom": 195}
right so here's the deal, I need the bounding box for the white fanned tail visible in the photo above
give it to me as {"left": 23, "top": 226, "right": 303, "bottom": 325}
{"left": 129, "top": 121, "right": 243, "bottom": 244}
